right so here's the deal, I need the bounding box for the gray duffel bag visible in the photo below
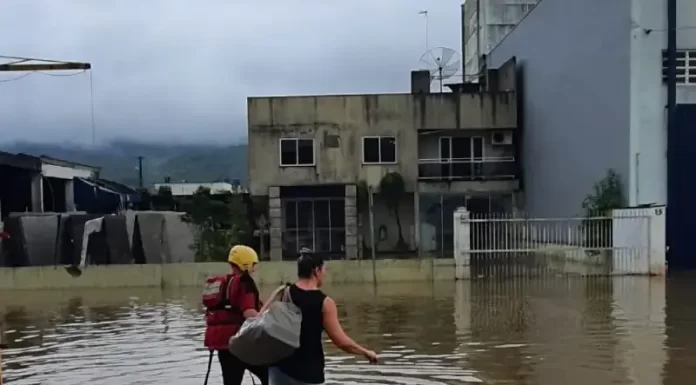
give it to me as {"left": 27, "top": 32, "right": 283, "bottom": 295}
{"left": 228, "top": 285, "right": 302, "bottom": 366}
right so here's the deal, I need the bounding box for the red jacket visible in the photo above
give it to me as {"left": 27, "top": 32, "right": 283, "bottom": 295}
{"left": 203, "top": 274, "right": 259, "bottom": 350}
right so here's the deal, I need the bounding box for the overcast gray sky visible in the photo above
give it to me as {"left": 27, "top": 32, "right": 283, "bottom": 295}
{"left": 0, "top": 0, "right": 464, "bottom": 145}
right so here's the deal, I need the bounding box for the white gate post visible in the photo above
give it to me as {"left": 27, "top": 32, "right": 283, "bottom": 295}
{"left": 454, "top": 207, "right": 471, "bottom": 280}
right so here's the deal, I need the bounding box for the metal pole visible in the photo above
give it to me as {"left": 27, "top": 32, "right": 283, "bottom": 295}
{"left": 419, "top": 10, "right": 429, "bottom": 53}
{"left": 440, "top": 194, "right": 444, "bottom": 259}
{"left": 666, "top": 0, "right": 677, "bottom": 260}
{"left": 137, "top": 156, "right": 144, "bottom": 188}
{"left": 0, "top": 322, "right": 6, "bottom": 385}
{"left": 368, "top": 186, "right": 377, "bottom": 282}
{"left": 461, "top": 3, "right": 466, "bottom": 77}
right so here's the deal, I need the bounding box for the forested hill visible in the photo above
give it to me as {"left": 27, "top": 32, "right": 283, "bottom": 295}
{"left": 1, "top": 140, "right": 248, "bottom": 187}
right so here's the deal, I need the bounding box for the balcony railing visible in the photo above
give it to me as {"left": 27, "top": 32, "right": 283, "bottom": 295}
{"left": 418, "top": 157, "right": 518, "bottom": 181}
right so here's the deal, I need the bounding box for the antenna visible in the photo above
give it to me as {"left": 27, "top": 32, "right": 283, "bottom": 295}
{"left": 417, "top": 47, "right": 461, "bottom": 93}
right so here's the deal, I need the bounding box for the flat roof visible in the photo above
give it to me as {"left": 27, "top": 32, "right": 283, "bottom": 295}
{"left": 0, "top": 151, "right": 41, "bottom": 171}
{"left": 39, "top": 156, "right": 100, "bottom": 171}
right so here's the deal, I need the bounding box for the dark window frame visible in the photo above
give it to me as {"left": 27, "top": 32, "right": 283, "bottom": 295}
{"left": 279, "top": 138, "right": 315, "bottom": 167}
{"left": 362, "top": 136, "right": 398, "bottom": 164}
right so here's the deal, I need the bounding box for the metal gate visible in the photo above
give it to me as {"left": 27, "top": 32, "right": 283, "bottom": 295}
{"left": 454, "top": 208, "right": 666, "bottom": 277}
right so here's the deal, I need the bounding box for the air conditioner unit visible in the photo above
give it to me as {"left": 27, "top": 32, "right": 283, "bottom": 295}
{"left": 491, "top": 131, "right": 513, "bottom": 145}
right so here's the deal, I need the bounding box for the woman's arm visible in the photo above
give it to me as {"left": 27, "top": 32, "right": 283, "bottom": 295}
{"left": 239, "top": 292, "right": 260, "bottom": 318}
{"left": 322, "top": 297, "right": 376, "bottom": 362}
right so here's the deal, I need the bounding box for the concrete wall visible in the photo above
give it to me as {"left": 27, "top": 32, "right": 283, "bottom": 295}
{"left": 0, "top": 259, "right": 457, "bottom": 290}
{"left": 487, "top": 0, "right": 632, "bottom": 217}
{"left": 628, "top": 0, "right": 696, "bottom": 206}
{"left": 247, "top": 92, "right": 517, "bottom": 196}
{"left": 365, "top": 193, "right": 417, "bottom": 252}
{"left": 463, "top": 0, "right": 540, "bottom": 78}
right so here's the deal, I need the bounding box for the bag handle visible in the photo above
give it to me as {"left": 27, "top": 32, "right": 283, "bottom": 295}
{"left": 280, "top": 285, "right": 294, "bottom": 304}
{"left": 260, "top": 284, "right": 291, "bottom": 313}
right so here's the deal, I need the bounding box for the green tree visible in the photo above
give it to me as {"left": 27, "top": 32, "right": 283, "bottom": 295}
{"left": 180, "top": 187, "right": 251, "bottom": 262}
{"left": 153, "top": 185, "right": 175, "bottom": 210}
{"left": 135, "top": 188, "right": 152, "bottom": 210}
{"left": 581, "top": 169, "right": 625, "bottom": 253}
{"left": 581, "top": 169, "right": 625, "bottom": 215}
{"left": 378, "top": 172, "right": 408, "bottom": 250}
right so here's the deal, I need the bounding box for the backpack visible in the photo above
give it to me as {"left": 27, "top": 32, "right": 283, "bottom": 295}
{"left": 202, "top": 275, "right": 235, "bottom": 311}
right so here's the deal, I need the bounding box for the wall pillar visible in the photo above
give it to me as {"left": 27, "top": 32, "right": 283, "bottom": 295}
{"left": 453, "top": 207, "right": 470, "bottom": 279}
{"left": 345, "top": 184, "right": 358, "bottom": 260}
{"left": 414, "top": 192, "right": 421, "bottom": 257}
{"left": 268, "top": 186, "right": 282, "bottom": 261}
{"left": 65, "top": 178, "right": 76, "bottom": 212}
{"left": 30, "top": 173, "right": 44, "bottom": 213}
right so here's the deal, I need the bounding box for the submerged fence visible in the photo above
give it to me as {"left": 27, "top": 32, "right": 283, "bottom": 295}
{"left": 453, "top": 206, "right": 666, "bottom": 277}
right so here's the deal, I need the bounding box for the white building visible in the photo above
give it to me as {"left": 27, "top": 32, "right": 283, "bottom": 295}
{"left": 462, "top": 0, "right": 540, "bottom": 79}
{"left": 153, "top": 182, "right": 247, "bottom": 196}
{"left": 486, "top": 0, "right": 696, "bottom": 267}
{"left": 34, "top": 156, "right": 100, "bottom": 212}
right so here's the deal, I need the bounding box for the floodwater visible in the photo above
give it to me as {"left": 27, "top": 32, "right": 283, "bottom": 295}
{"left": 1, "top": 277, "right": 695, "bottom": 385}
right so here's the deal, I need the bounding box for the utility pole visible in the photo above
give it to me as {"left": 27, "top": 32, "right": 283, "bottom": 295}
{"left": 666, "top": 0, "right": 677, "bottom": 261}
{"left": 137, "top": 156, "right": 144, "bottom": 188}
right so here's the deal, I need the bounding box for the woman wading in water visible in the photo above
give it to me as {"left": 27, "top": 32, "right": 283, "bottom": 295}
{"left": 262, "top": 248, "right": 378, "bottom": 385}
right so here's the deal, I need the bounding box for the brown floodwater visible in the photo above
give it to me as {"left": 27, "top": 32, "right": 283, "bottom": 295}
{"left": 0, "top": 276, "right": 694, "bottom": 385}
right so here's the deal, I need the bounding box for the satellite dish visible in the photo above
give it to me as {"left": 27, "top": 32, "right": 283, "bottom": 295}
{"left": 418, "top": 47, "right": 461, "bottom": 93}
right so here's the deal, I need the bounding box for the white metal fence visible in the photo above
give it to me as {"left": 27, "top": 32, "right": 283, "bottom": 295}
{"left": 453, "top": 206, "right": 666, "bottom": 278}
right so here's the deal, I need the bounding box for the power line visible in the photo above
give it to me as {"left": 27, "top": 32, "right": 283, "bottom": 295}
{"left": 89, "top": 71, "right": 97, "bottom": 147}
{"left": 0, "top": 67, "right": 97, "bottom": 146}
{"left": 37, "top": 70, "right": 88, "bottom": 77}
{"left": 0, "top": 69, "right": 87, "bottom": 83}
{"left": 0, "top": 72, "right": 32, "bottom": 82}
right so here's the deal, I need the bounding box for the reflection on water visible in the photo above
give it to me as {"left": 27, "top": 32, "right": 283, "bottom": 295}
{"left": 0, "top": 277, "right": 692, "bottom": 384}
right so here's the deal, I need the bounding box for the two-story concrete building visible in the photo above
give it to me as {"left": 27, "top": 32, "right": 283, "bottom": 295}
{"left": 247, "top": 59, "right": 520, "bottom": 260}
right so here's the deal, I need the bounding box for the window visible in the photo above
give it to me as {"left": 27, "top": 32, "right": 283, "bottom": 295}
{"left": 280, "top": 138, "right": 315, "bottom": 166}
{"left": 362, "top": 136, "right": 397, "bottom": 164}
{"left": 662, "top": 50, "right": 696, "bottom": 85}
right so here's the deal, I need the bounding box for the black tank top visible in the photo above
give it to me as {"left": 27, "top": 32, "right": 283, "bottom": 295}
{"left": 276, "top": 284, "right": 327, "bottom": 384}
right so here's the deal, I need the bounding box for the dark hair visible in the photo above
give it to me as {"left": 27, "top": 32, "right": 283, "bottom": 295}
{"left": 297, "top": 254, "right": 324, "bottom": 279}
{"left": 239, "top": 271, "right": 261, "bottom": 309}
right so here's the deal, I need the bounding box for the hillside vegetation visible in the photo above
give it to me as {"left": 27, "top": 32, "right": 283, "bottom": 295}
{"left": 1, "top": 140, "right": 248, "bottom": 187}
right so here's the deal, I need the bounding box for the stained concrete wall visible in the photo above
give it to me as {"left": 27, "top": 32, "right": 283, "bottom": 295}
{"left": 247, "top": 92, "right": 517, "bottom": 196}
{"left": 0, "top": 258, "right": 457, "bottom": 290}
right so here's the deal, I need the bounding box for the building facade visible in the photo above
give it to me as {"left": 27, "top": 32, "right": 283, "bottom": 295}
{"left": 486, "top": 0, "right": 696, "bottom": 266}
{"left": 462, "top": 0, "right": 539, "bottom": 79}
{"left": 247, "top": 61, "right": 519, "bottom": 260}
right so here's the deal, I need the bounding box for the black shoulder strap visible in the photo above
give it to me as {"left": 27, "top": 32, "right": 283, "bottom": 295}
{"left": 221, "top": 274, "right": 236, "bottom": 304}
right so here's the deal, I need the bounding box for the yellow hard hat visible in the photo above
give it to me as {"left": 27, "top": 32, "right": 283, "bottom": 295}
{"left": 227, "top": 245, "right": 259, "bottom": 271}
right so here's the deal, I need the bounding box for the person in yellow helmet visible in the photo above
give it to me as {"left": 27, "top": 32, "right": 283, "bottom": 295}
{"left": 202, "top": 245, "right": 267, "bottom": 385}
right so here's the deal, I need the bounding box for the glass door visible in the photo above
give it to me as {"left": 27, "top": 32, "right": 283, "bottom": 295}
{"left": 452, "top": 137, "right": 471, "bottom": 178}
{"left": 439, "top": 137, "right": 452, "bottom": 178}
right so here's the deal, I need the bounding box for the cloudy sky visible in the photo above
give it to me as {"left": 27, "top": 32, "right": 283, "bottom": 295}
{"left": 0, "top": 0, "right": 464, "bottom": 145}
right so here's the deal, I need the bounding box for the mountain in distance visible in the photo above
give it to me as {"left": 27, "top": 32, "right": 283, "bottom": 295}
{"left": 1, "top": 140, "right": 248, "bottom": 188}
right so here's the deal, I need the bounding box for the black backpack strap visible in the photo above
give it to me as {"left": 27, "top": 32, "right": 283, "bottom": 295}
{"left": 220, "top": 274, "right": 236, "bottom": 307}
